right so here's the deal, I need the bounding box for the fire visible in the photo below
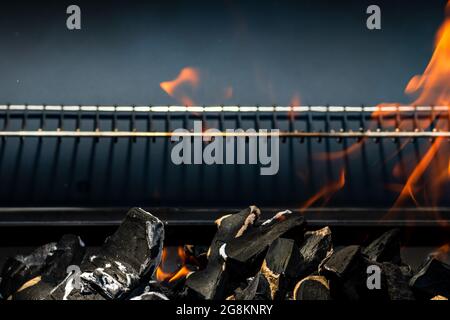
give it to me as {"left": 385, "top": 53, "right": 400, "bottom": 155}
{"left": 381, "top": 0, "right": 450, "bottom": 211}
{"left": 300, "top": 169, "right": 346, "bottom": 212}
{"left": 404, "top": 1, "right": 450, "bottom": 106}
{"left": 432, "top": 243, "right": 450, "bottom": 261}
{"left": 288, "top": 93, "right": 301, "bottom": 121}
{"left": 160, "top": 67, "right": 200, "bottom": 106}
{"left": 156, "top": 246, "right": 193, "bottom": 283}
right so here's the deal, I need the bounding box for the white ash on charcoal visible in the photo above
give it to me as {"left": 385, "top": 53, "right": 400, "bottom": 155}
{"left": 130, "top": 292, "right": 169, "bottom": 300}
{"left": 293, "top": 275, "right": 331, "bottom": 300}
{"left": 409, "top": 257, "right": 450, "bottom": 299}
{"left": 362, "top": 228, "right": 401, "bottom": 264}
{"left": 0, "top": 235, "right": 85, "bottom": 300}
{"left": 128, "top": 280, "right": 174, "bottom": 300}
{"left": 0, "top": 243, "right": 57, "bottom": 300}
{"left": 49, "top": 208, "right": 165, "bottom": 300}
{"left": 184, "top": 206, "right": 261, "bottom": 300}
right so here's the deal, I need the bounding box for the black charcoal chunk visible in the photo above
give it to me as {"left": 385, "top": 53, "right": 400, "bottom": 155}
{"left": 297, "top": 227, "right": 333, "bottom": 279}
{"left": 260, "top": 238, "right": 303, "bottom": 300}
{"left": 293, "top": 275, "right": 332, "bottom": 300}
{"left": 185, "top": 206, "right": 261, "bottom": 300}
{"left": 0, "top": 243, "right": 57, "bottom": 299}
{"left": 362, "top": 229, "right": 401, "bottom": 264}
{"left": 381, "top": 262, "right": 415, "bottom": 300}
{"left": 11, "top": 235, "right": 86, "bottom": 300}
{"left": 227, "top": 275, "right": 260, "bottom": 300}
{"left": 410, "top": 257, "right": 450, "bottom": 299}
{"left": 222, "top": 211, "right": 305, "bottom": 278}
{"left": 49, "top": 208, "right": 164, "bottom": 300}
{"left": 1, "top": 234, "right": 86, "bottom": 300}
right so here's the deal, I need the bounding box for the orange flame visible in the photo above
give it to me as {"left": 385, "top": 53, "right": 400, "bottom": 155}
{"left": 300, "top": 169, "right": 346, "bottom": 212}
{"left": 379, "top": 1, "right": 450, "bottom": 212}
{"left": 404, "top": 1, "right": 450, "bottom": 106}
{"left": 160, "top": 67, "right": 200, "bottom": 106}
{"left": 432, "top": 243, "right": 450, "bottom": 261}
{"left": 156, "top": 246, "right": 193, "bottom": 283}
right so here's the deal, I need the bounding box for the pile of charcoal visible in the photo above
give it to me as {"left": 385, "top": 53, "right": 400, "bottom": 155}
{"left": 0, "top": 207, "right": 449, "bottom": 300}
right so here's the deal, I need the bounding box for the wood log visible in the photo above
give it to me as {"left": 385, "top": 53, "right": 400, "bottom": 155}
{"left": 362, "top": 229, "right": 401, "bottom": 264}
{"left": 185, "top": 206, "right": 261, "bottom": 300}
{"left": 410, "top": 257, "right": 450, "bottom": 299}
{"left": 293, "top": 275, "right": 331, "bottom": 300}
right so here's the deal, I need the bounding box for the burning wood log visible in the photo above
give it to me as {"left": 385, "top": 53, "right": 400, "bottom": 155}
{"left": 362, "top": 229, "right": 401, "bottom": 264}
{"left": 293, "top": 275, "right": 331, "bottom": 300}
{"left": 48, "top": 208, "right": 165, "bottom": 300}
{"left": 0, "top": 234, "right": 85, "bottom": 300}
{"left": 409, "top": 257, "right": 450, "bottom": 299}
{"left": 185, "top": 206, "right": 261, "bottom": 300}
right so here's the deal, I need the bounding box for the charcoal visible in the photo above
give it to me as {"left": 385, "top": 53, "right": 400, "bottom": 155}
{"left": 381, "top": 262, "right": 415, "bottom": 300}
{"left": 319, "top": 245, "right": 376, "bottom": 300}
{"left": 297, "top": 227, "right": 333, "bottom": 279}
{"left": 184, "top": 245, "right": 208, "bottom": 270}
{"left": 319, "top": 245, "right": 361, "bottom": 279}
{"left": 185, "top": 206, "right": 261, "bottom": 300}
{"left": 259, "top": 238, "right": 303, "bottom": 300}
{"left": 0, "top": 243, "right": 57, "bottom": 299}
{"left": 362, "top": 229, "right": 401, "bottom": 264}
{"left": 49, "top": 208, "right": 165, "bottom": 300}
{"left": 409, "top": 257, "right": 450, "bottom": 299}
{"left": 11, "top": 234, "right": 86, "bottom": 300}
{"left": 221, "top": 211, "right": 305, "bottom": 279}
{"left": 254, "top": 273, "right": 272, "bottom": 300}
{"left": 1, "top": 234, "right": 86, "bottom": 300}
{"left": 226, "top": 275, "right": 260, "bottom": 300}
{"left": 293, "top": 275, "right": 331, "bottom": 300}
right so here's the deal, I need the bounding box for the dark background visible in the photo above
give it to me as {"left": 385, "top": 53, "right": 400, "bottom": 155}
{"left": 0, "top": 0, "right": 446, "bottom": 106}
{"left": 0, "top": 0, "right": 448, "bottom": 208}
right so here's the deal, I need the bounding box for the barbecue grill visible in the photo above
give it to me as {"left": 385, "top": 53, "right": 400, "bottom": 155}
{"left": 0, "top": 104, "right": 448, "bottom": 248}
